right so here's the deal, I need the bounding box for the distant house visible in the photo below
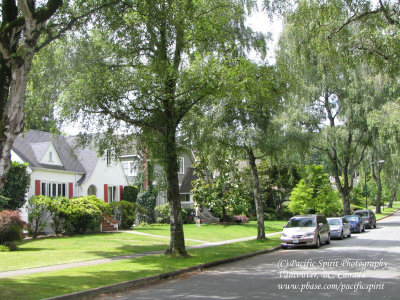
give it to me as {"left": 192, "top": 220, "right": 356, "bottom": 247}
{"left": 11, "top": 130, "right": 128, "bottom": 221}
{"left": 119, "top": 147, "right": 197, "bottom": 208}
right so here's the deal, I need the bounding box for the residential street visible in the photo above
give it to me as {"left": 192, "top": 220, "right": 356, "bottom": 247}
{"left": 98, "top": 212, "right": 400, "bottom": 300}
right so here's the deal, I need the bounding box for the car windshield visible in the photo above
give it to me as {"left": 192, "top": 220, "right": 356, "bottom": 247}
{"left": 344, "top": 216, "right": 358, "bottom": 221}
{"left": 355, "top": 212, "right": 369, "bottom": 217}
{"left": 286, "top": 217, "right": 316, "bottom": 228}
{"left": 328, "top": 219, "right": 341, "bottom": 225}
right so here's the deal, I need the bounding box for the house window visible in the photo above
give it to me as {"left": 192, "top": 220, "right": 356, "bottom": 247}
{"left": 108, "top": 186, "right": 117, "bottom": 202}
{"left": 122, "top": 161, "right": 138, "bottom": 177}
{"left": 178, "top": 157, "right": 184, "bottom": 174}
{"left": 41, "top": 182, "right": 67, "bottom": 197}
{"left": 49, "top": 151, "right": 53, "bottom": 162}
{"left": 88, "top": 185, "right": 97, "bottom": 196}
{"left": 106, "top": 150, "right": 112, "bottom": 165}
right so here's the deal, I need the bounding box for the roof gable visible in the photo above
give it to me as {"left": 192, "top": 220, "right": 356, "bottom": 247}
{"left": 12, "top": 130, "right": 85, "bottom": 173}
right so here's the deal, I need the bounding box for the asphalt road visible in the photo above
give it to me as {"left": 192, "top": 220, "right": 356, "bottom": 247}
{"left": 97, "top": 213, "right": 400, "bottom": 300}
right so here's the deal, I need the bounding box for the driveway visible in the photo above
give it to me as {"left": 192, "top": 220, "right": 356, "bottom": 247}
{"left": 97, "top": 213, "right": 400, "bottom": 300}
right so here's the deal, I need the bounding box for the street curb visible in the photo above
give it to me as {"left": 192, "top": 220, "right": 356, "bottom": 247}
{"left": 377, "top": 208, "right": 400, "bottom": 221}
{"left": 45, "top": 245, "right": 281, "bottom": 300}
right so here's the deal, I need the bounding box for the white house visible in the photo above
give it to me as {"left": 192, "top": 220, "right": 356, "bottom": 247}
{"left": 11, "top": 130, "right": 128, "bottom": 222}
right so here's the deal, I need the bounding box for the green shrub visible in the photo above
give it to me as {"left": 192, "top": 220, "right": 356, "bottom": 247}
{"left": 155, "top": 203, "right": 170, "bottom": 223}
{"left": 110, "top": 200, "right": 142, "bottom": 229}
{"left": 63, "top": 196, "right": 109, "bottom": 234}
{"left": 47, "top": 197, "right": 70, "bottom": 234}
{"left": 0, "top": 244, "right": 10, "bottom": 252}
{"left": 27, "top": 195, "right": 51, "bottom": 238}
{"left": 0, "top": 195, "right": 11, "bottom": 210}
{"left": 137, "top": 191, "right": 156, "bottom": 224}
{"left": 0, "top": 162, "right": 30, "bottom": 210}
{"left": 182, "top": 207, "right": 195, "bottom": 224}
{"left": 154, "top": 203, "right": 195, "bottom": 224}
{"left": 0, "top": 210, "right": 26, "bottom": 244}
{"left": 122, "top": 186, "right": 139, "bottom": 203}
{"left": 288, "top": 165, "right": 343, "bottom": 216}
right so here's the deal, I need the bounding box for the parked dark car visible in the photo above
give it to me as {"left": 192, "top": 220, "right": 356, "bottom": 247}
{"left": 343, "top": 215, "right": 365, "bottom": 233}
{"left": 327, "top": 217, "right": 351, "bottom": 239}
{"left": 354, "top": 209, "right": 376, "bottom": 229}
{"left": 280, "top": 215, "right": 330, "bottom": 249}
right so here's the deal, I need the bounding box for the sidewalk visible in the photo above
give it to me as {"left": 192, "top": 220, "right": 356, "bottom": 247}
{"left": 0, "top": 231, "right": 281, "bottom": 279}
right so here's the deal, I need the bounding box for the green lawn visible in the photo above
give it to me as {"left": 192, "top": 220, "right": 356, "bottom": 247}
{"left": 0, "top": 232, "right": 190, "bottom": 272}
{"left": 134, "top": 221, "right": 286, "bottom": 242}
{"left": 0, "top": 221, "right": 284, "bottom": 272}
{"left": 373, "top": 202, "right": 400, "bottom": 220}
{"left": 0, "top": 235, "right": 281, "bottom": 300}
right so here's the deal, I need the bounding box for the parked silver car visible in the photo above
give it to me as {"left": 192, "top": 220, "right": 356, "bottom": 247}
{"left": 327, "top": 217, "right": 351, "bottom": 239}
{"left": 280, "top": 215, "right": 330, "bottom": 249}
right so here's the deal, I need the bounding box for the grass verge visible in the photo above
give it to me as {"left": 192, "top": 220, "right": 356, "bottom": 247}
{"left": 374, "top": 202, "right": 400, "bottom": 220}
{"left": 134, "top": 221, "right": 286, "bottom": 242}
{"left": 0, "top": 235, "right": 280, "bottom": 300}
{"left": 0, "top": 232, "right": 197, "bottom": 272}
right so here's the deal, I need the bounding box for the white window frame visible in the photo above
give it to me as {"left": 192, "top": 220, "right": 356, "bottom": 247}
{"left": 106, "top": 150, "right": 112, "bottom": 165}
{"left": 178, "top": 157, "right": 184, "bottom": 174}
{"left": 122, "top": 161, "right": 138, "bottom": 177}
{"left": 41, "top": 181, "right": 67, "bottom": 197}
{"left": 108, "top": 185, "right": 117, "bottom": 202}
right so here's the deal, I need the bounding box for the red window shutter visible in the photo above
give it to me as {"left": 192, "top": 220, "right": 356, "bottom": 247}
{"left": 35, "top": 180, "right": 41, "bottom": 195}
{"left": 69, "top": 183, "right": 74, "bottom": 199}
{"left": 104, "top": 184, "right": 108, "bottom": 203}
{"left": 120, "top": 185, "right": 124, "bottom": 201}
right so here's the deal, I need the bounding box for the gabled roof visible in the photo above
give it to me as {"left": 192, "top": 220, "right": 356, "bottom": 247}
{"left": 30, "top": 142, "right": 51, "bottom": 162}
{"left": 65, "top": 136, "right": 99, "bottom": 184}
{"left": 13, "top": 130, "right": 85, "bottom": 173}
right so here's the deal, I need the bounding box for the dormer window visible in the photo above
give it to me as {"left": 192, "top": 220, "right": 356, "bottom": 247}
{"left": 106, "top": 150, "right": 112, "bottom": 165}
{"left": 49, "top": 151, "right": 53, "bottom": 162}
{"left": 178, "top": 157, "right": 184, "bottom": 174}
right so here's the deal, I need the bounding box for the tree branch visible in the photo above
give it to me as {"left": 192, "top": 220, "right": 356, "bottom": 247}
{"left": 328, "top": 7, "right": 382, "bottom": 39}
{"left": 36, "top": 0, "right": 120, "bottom": 52}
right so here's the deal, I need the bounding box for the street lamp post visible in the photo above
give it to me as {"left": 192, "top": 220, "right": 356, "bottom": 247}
{"left": 364, "top": 160, "right": 385, "bottom": 210}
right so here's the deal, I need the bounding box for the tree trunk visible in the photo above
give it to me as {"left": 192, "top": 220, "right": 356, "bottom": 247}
{"left": 388, "top": 170, "right": 399, "bottom": 208}
{"left": 246, "top": 147, "right": 265, "bottom": 239}
{"left": 372, "top": 164, "right": 383, "bottom": 214}
{"left": 0, "top": 58, "right": 33, "bottom": 191}
{"left": 333, "top": 174, "right": 351, "bottom": 215}
{"left": 164, "top": 124, "right": 187, "bottom": 257}
{"left": 389, "top": 190, "right": 396, "bottom": 209}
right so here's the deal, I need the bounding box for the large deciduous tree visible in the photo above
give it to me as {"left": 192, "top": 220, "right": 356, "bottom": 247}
{"left": 276, "top": 0, "right": 388, "bottom": 215}
{"left": 56, "top": 0, "right": 265, "bottom": 256}
{"left": 184, "top": 60, "right": 281, "bottom": 239}
{"left": 0, "top": 0, "right": 63, "bottom": 191}
{"left": 0, "top": 0, "right": 117, "bottom": 191}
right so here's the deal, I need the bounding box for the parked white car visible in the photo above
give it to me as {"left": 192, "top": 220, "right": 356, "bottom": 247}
{"left": 327, "top": 217, "right": 351, "bottom": 239}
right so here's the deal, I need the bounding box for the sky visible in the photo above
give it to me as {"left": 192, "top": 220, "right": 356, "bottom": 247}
{"left": 245, "top": 8, "right": 283, "bottom": 64}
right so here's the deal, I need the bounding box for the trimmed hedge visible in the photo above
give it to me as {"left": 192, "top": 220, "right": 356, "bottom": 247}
{"left": 122, "top": 186, "right": 139, "bottom": 203}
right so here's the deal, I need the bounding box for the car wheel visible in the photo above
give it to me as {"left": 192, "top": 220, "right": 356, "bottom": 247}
{"left": 362, "top": 225, "right": 365, "bottom": 232}
{"left": 315, "top": 236, "right": 321, "bottom": 248}
{"left": 340, "top": 231, "right": 344, "bottom": 240}
{"left": 326, "top": 234, "right": 331, "bottom": 245}
{"left": 373, "top": 222, "right": 377, "bottom": 229}
{"left": 281, "top": 245, "right": 288, "bottom": 250}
